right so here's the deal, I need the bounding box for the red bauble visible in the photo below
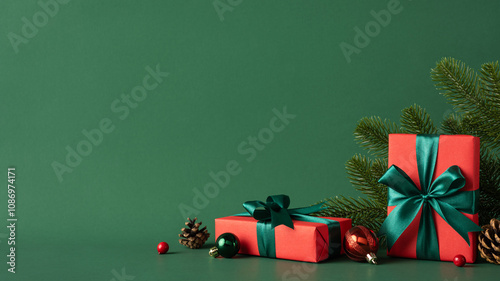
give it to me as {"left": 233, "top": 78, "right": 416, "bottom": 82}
{"left": 453, "top": 255, "right": 466, "bottom": 267}
{"left": 343, "top": 225, "right": 379, "bottom": 264}
{"left": 157, "top": 242, "right": 169, "bottom": 254}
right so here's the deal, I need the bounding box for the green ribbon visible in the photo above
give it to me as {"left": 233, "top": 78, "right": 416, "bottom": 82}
{"left": 236, "top": 194, "right": 341, "bottom": 259}
{"left": 378, "top": 134, "right": 481, "bottom": 260}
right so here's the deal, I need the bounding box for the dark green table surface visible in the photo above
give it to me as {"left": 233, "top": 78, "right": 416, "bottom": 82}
{"left": 5, "top": 242, "right": 500, "bottom": 281}
{"left": 1, "top": 1, "right": 500, "bottom": 280}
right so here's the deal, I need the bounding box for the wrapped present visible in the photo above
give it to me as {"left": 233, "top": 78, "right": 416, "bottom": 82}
{"left": 378, "top": 134, "right": 482, "bottom": 262}
{"left": 215, "top": 195, "right": 352, "bottom": 262}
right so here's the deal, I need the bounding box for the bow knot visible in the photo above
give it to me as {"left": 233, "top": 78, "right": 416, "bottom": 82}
{"left": 421, "top": 194, "right": 431, "bottom": 201}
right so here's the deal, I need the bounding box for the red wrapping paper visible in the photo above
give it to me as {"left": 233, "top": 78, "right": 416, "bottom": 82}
{"left": 215, "top": 216, "right": 352, "bottom": 262}
{"left": 387, "top": 134, "right": 480, "bottom": 262}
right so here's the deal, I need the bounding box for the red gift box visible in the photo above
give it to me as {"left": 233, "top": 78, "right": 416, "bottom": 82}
{"left": 384, "top": 134, "right": 480, "bottom": 262}
{"left": 215, "top": 216, "right": 352, "bottom": 262}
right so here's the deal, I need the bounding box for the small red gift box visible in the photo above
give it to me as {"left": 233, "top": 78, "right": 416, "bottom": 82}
{"left": 215, "top": 216, "right": 351, "bottom": 263}
{"left": 379, "top": 134, "right": 481, "bottom": 262}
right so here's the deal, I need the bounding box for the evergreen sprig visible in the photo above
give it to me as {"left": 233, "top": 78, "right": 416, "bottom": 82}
{"left": 354, "top": 117, "right": 400, "bottom": 158}
{"left": 314, "top": 195, "right": 386, "bottom": 232}
{"left": 431, "top": 57, "right": 483, "bottom": 114}
{"left": 345, "top": 154, "right": 387, "bottom": 204}
{"left": 400, "top": 104, "right": 438, "bottom": 134}
{"left": 441, "top": 113, "right": 477, "bottom": 135}
{"left": 480, "top": 61, "right": 500, "bottom": 104}
{"left": 479, "top": 147, "right": 500, "bottom": 220}
{"left": 432, "top": 58, "right": 500, "bottom": 150}
{"left": 316, "top": 58, "right": 500, "bottom": 232}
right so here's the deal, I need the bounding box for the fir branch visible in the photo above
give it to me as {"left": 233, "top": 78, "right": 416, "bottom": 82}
{"left": 433, "top": 58, "right": 500, "bottom": 150}
{"left": 480, "top": 147, "right": 500, "bottom": 191}
{"left": 371, "top": 157, "right": 389, "bottom": 201}
{"left": 354, "top": 116, "right": 400, "bottom": 158}
{"left": 314, "top": 195, "right": 386, "bottom": 233}
{"left": 480, "top": 61, "right": 500, "bottom": 108}
{"left": 479, "top": 147, "right": 500, "bottom": 223}
{"left": 345, "top": 154, "right": 387, "bottom": 204}
{"left": 478, "top": 61, "right": 500, "bottom": 146}
{"left": 441, "top": 113, "right": 477, "bottom": 135}
{"left": 431, "top": 57, "right": 484, "bottom": 114}
{"left": 442, "top": 111, "right": 499, "bottom": 151}
{"left": 400, "top": 104, "right": 438, "bottom": 134}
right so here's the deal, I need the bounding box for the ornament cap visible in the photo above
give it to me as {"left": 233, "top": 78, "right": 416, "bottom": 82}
{"left": 209, "top": 247, "right": 220, "bottom": 258}
{"left": 366, "top": 252, "right": 378, "bottom": 265}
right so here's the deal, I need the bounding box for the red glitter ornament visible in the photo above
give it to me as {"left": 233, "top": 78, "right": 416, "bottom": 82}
{"left": 343, "top": 225, "right": 379, "bottom": 264}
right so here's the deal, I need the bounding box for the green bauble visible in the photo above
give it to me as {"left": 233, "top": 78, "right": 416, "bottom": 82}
{"left": 215, "top": 233, "right": 240, "bottom": 258}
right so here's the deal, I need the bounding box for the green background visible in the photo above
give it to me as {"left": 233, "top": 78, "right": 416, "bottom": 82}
{"left": 1, "top": 0, "right": 499, "bottom": 280}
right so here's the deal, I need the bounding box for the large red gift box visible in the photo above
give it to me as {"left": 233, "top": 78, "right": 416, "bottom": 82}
{"left": 215, "top": 216, "right": 352, "bottom": 263}
{"left": 385, "top": 134, "right": 480, "bottom": 262}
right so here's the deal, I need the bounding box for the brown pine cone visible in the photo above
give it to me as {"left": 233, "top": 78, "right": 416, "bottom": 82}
{"left": 178, "top": 217, "right": 210, "bottom": 249}
{"left": 478, "top": 218, "right": 500, "bottom": 265}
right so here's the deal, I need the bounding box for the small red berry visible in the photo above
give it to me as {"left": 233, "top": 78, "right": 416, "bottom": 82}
{"left": 157, "top": 242, "right": 169, "bottom": 254}
{"left": 453, "top": 254, "right": 466, "bottom": 267}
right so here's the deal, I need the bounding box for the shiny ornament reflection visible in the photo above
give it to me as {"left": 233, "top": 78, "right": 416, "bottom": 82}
{"left": 343, "top": 225, "right": 379, "bottom": 264}
{"left": 209, "top": 232, "right": 240, "bottom": 258}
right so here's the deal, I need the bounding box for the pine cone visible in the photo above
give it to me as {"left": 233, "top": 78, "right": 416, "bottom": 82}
{"left": 178, "top": 217, "right": 210, "bottom": 249}
{"left": 478, "top": 218, "right": 500, "bottom": 265}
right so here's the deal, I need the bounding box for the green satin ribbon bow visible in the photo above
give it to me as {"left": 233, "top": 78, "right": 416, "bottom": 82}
{"left": 236, "top": 194, "right": 341, "bottom": 259}
{"left": 378, "top": 135, "right": 481, "bottom": 260}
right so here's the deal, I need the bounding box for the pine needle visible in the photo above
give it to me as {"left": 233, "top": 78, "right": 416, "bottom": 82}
{"left": 354, "top": 117, "right": 400, "bottom": 158}
{"left": 400, "top": 104, "right": 438, "bottom": 134}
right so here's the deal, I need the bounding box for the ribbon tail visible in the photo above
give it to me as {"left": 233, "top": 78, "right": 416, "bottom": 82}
{"left": 416, "top": 202, "right": 439, "bottom": 260}
{"left": 378, "top": 199, "right": 422, "bottom": 250}
{"left": 429, "top": 199, "right": 482, "bottom": 245}
{"left": 288, "top": 203, "right": 325, "bottom": 216}
{"left": 271, "top": 209, "right": 294, "bottom": 229}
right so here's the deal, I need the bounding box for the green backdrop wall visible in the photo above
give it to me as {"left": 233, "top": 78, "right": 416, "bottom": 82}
{"left": 0, "top": 1, "right": 499, "bottom": 278}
